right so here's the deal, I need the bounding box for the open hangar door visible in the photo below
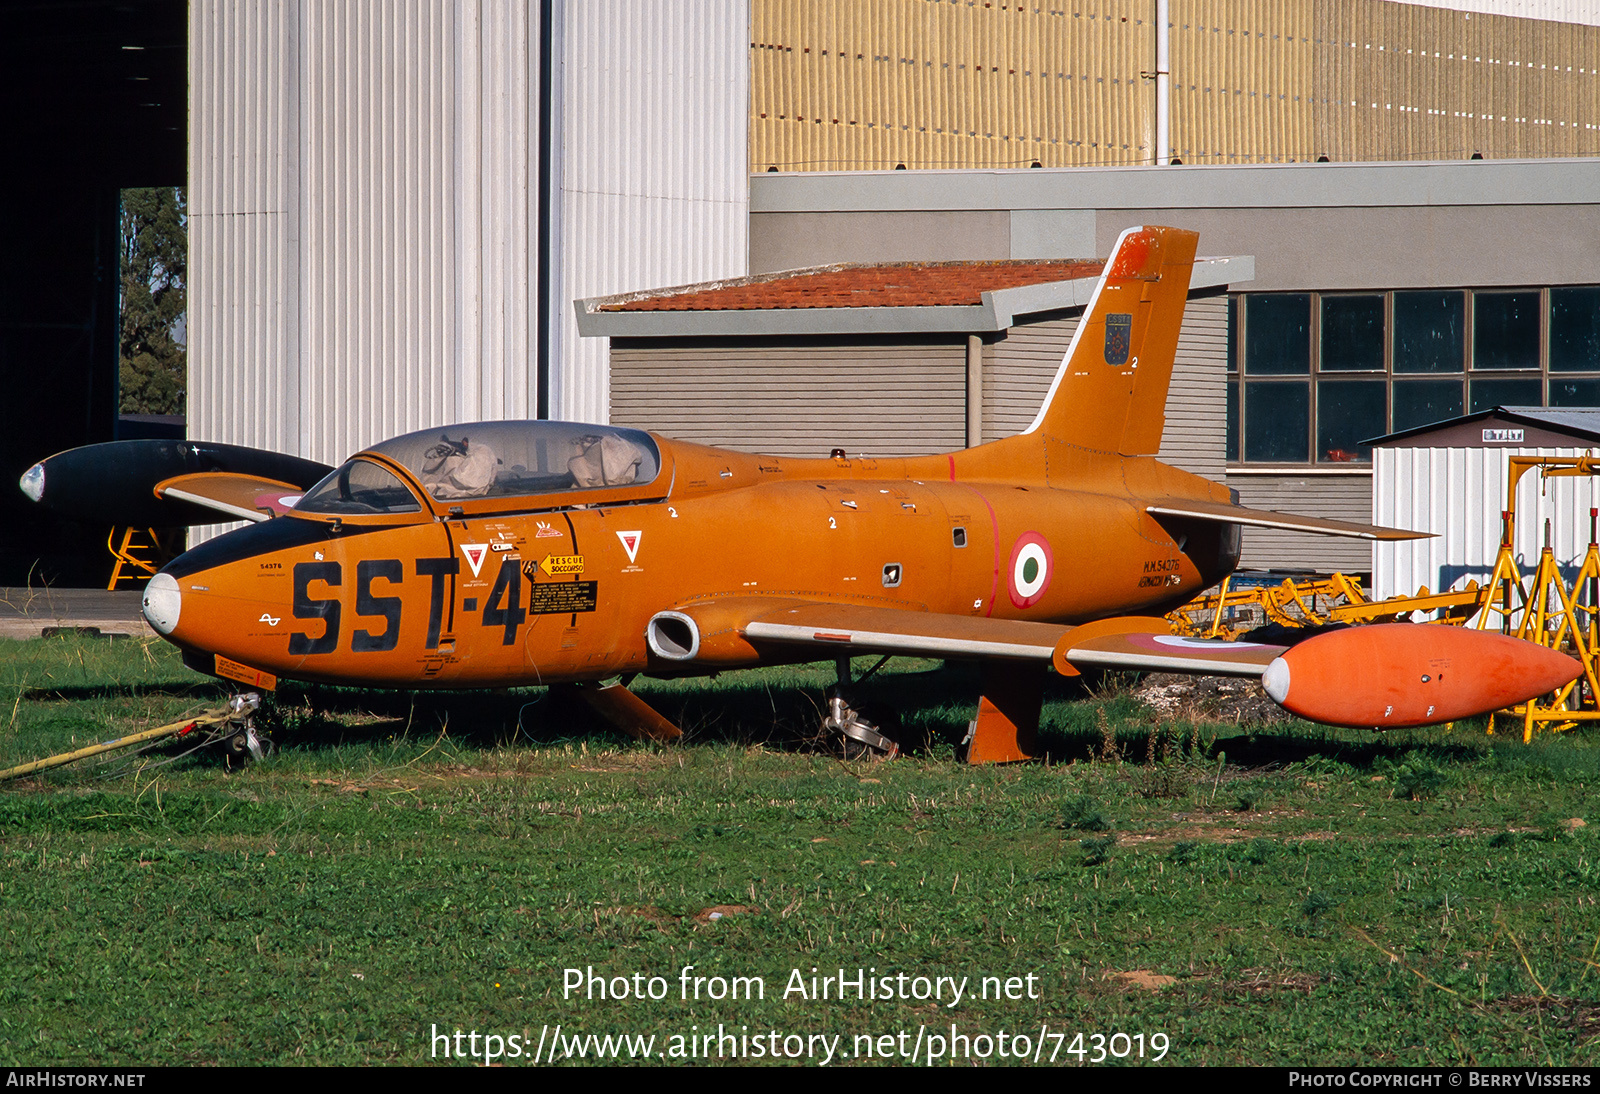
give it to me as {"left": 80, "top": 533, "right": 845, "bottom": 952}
{"left": 0, "top": 0, "right": 186, "bottom": 587}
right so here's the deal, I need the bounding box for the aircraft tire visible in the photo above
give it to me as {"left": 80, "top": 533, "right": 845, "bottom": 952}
{"left": 827, "top": 690, "right": 911, "bottom": 760}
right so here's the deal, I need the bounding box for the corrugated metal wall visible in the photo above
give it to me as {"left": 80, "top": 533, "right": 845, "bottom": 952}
{"left": 610, "top": 294, "right": 1227, "bottom": 468}
{"left": 1373, "top": 445, "right": 1600, "bottom": 602}
{"left": 751, "top": 0, "right": 1156, "bottom": 170}
{"left": 191, "top": 0, "right": 536, "bottom": 467}
{"left": 983, "top": 317, "right": 1078, "bottom": 441}
{"left": 190, "top": 0, "right": 748, "bottom": 479}
{"left": 983, "top": 295, "right": 1227, "bottom": 477}
{"left": 190, "top": 0, "right": 306, "bottom": 460}
{"left": 1392, "top": 1, "right": 1600, "bottom": 25}
{"left": 1161, "top": 293, "right": 1228, "bottom": 479}
{"left": 552, "top": 0, "right": 750, "bottom": 423}
{"left": 609, "top": 336, "right": 968, "bottom": 456}
{"left": 1172, "top": 0, "right": 1317, "bottom": 163}
{"left": 750, "top": 0, "right": 1600, "bottom": 170}
{"left": 1228, "top": 471, "right": 1376, "bottom": 571}
{"left": 1316, "top": 0, "right": 1600, "bottom": 162}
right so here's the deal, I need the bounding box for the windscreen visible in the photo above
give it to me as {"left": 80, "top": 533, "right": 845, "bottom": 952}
{"left": 296, "top": 459, "right": 423, "bottom": 515}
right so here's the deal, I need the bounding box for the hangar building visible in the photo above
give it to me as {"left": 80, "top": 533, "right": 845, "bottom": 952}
{"left": 590, "top": 157, "right": 1600, "bottom": 574}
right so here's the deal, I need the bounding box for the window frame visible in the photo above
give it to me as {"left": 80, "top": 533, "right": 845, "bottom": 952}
{"left": 1227, "top": 286, "right": 1600, "bottom": 468}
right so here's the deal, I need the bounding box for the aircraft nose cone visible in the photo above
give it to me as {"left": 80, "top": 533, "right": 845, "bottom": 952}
{"left": 18, "top": 462, "right": 44, "bottom": 503}
{"left": 142, "top": 573, "right": 182, "bottom": 636}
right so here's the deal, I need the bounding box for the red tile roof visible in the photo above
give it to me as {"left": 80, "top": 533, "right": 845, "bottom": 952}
{"left": 598, "top": 260, "right": 1104, "bottom": 312}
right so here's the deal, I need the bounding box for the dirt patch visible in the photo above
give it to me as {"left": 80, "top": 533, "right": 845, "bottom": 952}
{"left": 1119, "top": 808, "right": 1309, "bottom": 846}
{"left": 1495, "top": 996, "right": 1600, "bottom": 1038}
{"left": 1221, "top": 967, "right": 1323, "bottom": 996}
{"left": 1134, "top": 674, "right": 1288, "bottom": 724}
{"left": 569, "top": 753, "right": 676, "bottom": 773}
{"left": 1108, "top": 970, "right": 1177, "bottom": 991}
{"left": 693, "top": 904, "right": 760, "bottom": 924}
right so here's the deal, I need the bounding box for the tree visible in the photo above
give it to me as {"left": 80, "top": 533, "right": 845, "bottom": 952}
{"left": 119, "top": 187, "right": 186, "bottom": 415}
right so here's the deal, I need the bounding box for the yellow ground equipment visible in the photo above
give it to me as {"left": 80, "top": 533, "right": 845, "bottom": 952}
{"left": 0, "top": 694, "right": 262, "bottom": 782}
{"left": 1167, "top": 571, "right": 1489, "bottom": 640}
{"left": 1474, "top": 456, "right": 1600, "bottom": 740}
{"left": 106, "top": 526, "right": 185, "bottom": 590}
{"left": 1169, "top": 455, "right": 1600, "bottom": 741}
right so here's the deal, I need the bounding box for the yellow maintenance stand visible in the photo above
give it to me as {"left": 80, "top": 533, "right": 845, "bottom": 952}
{"left": 1169, "top": 454, "right": 1600, "bottom": 741}
{"left": 1474, "top": 456, "right": 1600, "bottom": 740}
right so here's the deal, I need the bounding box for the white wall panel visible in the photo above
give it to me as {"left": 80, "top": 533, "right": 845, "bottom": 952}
{"left": 192, "top": 0, "right": 538, "bottom": 470}
{"left": 190, "top": 0, "right": 303, "bottom": 459}
{"left": 191, "top": 0, "right": 747, "bottom": 486}
{"left": 552, "top": 0, "right": 750, "bottom": 423}
{"left": 1373, "top": 446, "right": 1600, "bottom": 606}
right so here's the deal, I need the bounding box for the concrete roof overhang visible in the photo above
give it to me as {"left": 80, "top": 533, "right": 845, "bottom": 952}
{"left": 749, "top": 159, "right": 1600, "bottom": 213}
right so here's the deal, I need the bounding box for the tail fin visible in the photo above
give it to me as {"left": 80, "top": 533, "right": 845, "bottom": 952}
{"left": 1022, "top": 225, "right": 1198, "bottom": 455}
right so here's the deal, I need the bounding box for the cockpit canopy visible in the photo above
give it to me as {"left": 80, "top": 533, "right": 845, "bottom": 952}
{"left": 295, "top": 420, "right": 663, "bottom": 515}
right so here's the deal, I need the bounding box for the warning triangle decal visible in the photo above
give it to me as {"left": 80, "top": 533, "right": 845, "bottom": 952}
{"left": 617, "top": 530, "right": 642, "bottom": 564}
{"left": 460, "top": 543, "right": 488, "bottom": 577}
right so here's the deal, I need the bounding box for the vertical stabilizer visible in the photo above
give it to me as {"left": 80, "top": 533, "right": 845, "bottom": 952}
{"left": 1022, "top": 225, "right": 1198, "bottom": 455}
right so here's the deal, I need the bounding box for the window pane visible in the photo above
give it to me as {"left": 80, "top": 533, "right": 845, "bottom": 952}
{"left": 1321, "top": 295, "right": 1385, "bottom": 371}
{"left": 1473, "top": 291, "right": 1539, "bottom": 370}
{"left": 1550, "top": 286, "right": 1600, "bottom": 372}
{"left": 1469, "top": 378, "right": 1541, "bottom": 413}
{"left": 1227, "top": 295, "right": 1240, "bottom": 371}
{"left": 1244, "top": 294, "right": 1311, "bottom": 375}
{"left": 1394, "top": 291, "right": 1464, "bottom": 374}
{"left": 298, "top": 460, "right": 422, "bottom": 515}
{"left": 1317, "top": 380, "right": 1386, "bottom": 463}
{"left": 1392, "top": 379, "right": 1463, "bottom": 433}
{"left": 1244, "top": 381, "right": 1309, "bottom": 461}
{"left": 1551, "top": 378, "right": 1600, "bottom": 407}
{"left": 1226, "top": 379, "right": 1239, "bottom": 462}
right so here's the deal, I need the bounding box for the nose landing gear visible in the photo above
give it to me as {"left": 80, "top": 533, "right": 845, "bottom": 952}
{"left": 222, "top": 692, "right": 272, "bottom": 767}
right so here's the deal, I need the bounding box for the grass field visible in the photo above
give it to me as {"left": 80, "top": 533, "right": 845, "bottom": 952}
{"left": 2, "top": 634, "right": 1598, "bottom": 1066}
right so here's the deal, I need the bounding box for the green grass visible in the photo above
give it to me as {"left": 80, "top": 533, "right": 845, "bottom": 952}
{"left": 2, "top": 635, "right": 1599, "bottom": 1065}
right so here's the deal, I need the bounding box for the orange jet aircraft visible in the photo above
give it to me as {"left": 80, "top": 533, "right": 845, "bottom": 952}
{"left": 24, "top": 226, "right": 1583, "bottom": 761}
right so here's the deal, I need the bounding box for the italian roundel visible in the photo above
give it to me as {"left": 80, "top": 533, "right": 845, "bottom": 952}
{"left": 1008, "top": 532, "right": 1054, "bottom": 608}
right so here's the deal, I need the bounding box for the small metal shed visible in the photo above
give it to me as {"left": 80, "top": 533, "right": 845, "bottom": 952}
{"left": 1371, "top": 407, "right": 1600, "bottom": 602}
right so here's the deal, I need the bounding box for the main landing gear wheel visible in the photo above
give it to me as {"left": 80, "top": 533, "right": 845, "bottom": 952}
{"left": 824, "top": 689, "right": 902, "bottom": 759}
{"left": 821, "top": 655, "right": 911, "bottom": 759}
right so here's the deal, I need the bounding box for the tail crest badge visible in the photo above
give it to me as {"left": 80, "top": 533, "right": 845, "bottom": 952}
{"left": 1104, "top": 313, "right": 1132, "bottom": 365}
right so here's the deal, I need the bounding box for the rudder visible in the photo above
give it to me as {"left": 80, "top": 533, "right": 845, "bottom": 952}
{"left": 1022, "top": 225, "right": 1199, "bottom": 455}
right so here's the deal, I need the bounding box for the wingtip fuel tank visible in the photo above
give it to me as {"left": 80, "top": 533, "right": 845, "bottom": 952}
{"left": 1262, "top": 624, "right": 1583, "bottom": 728}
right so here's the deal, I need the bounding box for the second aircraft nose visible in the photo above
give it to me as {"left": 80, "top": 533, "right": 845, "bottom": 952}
{"left": 142, "top": 572, "right": 182, "bottom": 636}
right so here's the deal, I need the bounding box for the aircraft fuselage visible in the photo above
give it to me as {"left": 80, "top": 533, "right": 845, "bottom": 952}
{"left": 148, "top": 432, "right": 1236, "bottom": 690}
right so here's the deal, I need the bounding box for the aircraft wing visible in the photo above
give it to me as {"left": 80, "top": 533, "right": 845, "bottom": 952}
{"left": 740, "top": 602, "right": 1068, "bottom": 660}
{"left": 736, "top": 601, "right": 1283, "bottom": 677}
{"left": 153, "top": 472, "right": 305, "bottom": 523}
{"left": 733, "top": 601, "right": 1580, "bottom": 730}
{"left": 1056, "top": 629, "right": 1283, "bottom": 676}
{"left": 1146, "top": 497, "right": 1430, "bottom": 541}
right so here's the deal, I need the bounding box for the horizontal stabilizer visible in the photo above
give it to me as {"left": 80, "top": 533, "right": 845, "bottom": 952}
{"left": 155, "top": 473, "right": 305, "bottom": 523}
{"left": 1146, "top": 498, "right": 1430, "bottom": 541}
